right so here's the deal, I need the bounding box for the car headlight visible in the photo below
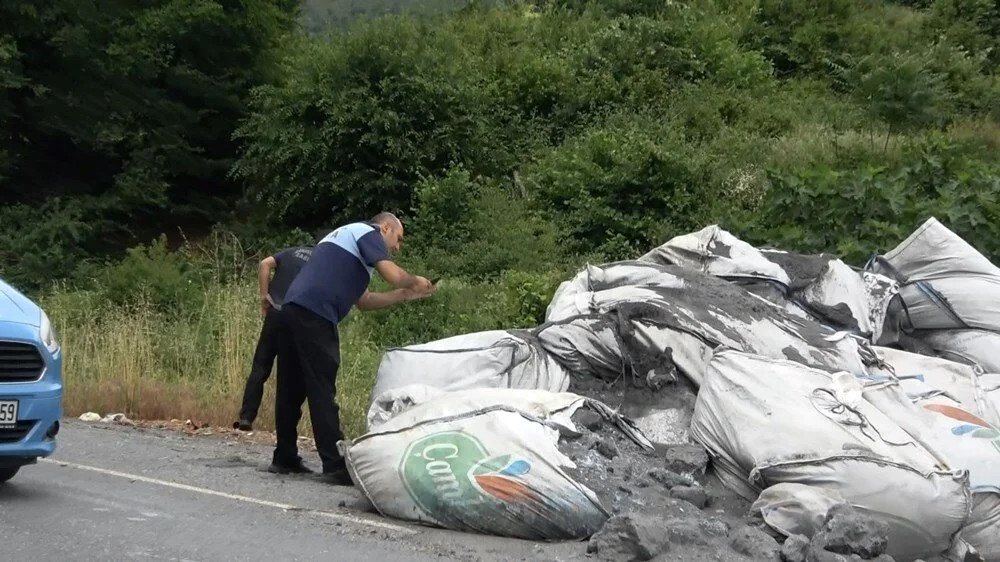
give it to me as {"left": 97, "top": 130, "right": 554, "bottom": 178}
{"left": 40, "top": 310, "right": 59, "bottom": 354}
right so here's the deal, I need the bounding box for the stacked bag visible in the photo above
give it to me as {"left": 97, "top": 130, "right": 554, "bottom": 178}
{"left": 339, "top": 217, "right": 1000, "bottom": 560}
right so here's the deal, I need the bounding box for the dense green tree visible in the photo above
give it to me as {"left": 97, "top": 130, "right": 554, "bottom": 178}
{"left": 0, "top": 0, "right": 296, "bottom": 287}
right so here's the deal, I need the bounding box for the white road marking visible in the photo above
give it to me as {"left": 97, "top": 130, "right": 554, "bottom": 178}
{"left": 39, "top": 458, "right": 414, "bottom": 535}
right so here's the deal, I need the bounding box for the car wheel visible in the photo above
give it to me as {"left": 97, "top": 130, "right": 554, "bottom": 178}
{"left": 0, "top": 466, "right": 19, "bottom": 483}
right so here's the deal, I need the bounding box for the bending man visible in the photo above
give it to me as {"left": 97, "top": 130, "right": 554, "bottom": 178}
{"left": 269, "top": 212, "right": 434, "bottom": 485}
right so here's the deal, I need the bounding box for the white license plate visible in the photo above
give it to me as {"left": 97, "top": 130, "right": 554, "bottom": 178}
{"left": 0, "top": 400, "right": 17, "bottom": 428}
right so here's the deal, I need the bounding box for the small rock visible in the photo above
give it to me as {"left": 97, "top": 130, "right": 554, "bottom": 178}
{"left": 79, "top": 412, "right": 101, "bottom": 422}
{"left": 614, "top": 487, "right": 674, "bottom": 516}
{"left": 698, "top": 518, "right": 730, "bottom": 537}
{"left": 587, "top": 514, "right": 670, "bottom": 561}
{"left": 574, "top": 409, "right": 604, "bottom": 431}
{"left": 729, "top": 525, "right": 780, "bottom": 561}
{"left": 663, "top": 443, "right": 709, "bottom": 475}
{"left": 646, "top": 468, "right": 694, "bottom": 489}
{"left": 664, "top": 518, "right": 714, "bottom": 547}
{"left": 872, "top": 556, "right": 895, "bottom": 562}
{"left": 594, "top": 437, "right": 620, "bottom": 460}
{"left": 670, "top": 485, "right": 708, "bottom": 509}
{"left": 812, "top": 504, "right": 889, "bottom": 559}
{"left": 781, "top": 534, "right": 810, "bottom": 562}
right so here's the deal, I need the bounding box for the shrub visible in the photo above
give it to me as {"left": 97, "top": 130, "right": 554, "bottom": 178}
{"left": 925, "top": 0, "right": 1000, "bottom": 71}
{"left": 744, "top": 0, "right": 863, "bottom": 76}
{"left": 232, "top": 16, "right": 495, "bottom": 227}
{"left": 736, "top": 133, "right": 1000, "bottom": 263}
{"left": 0, "top": 200, "right": 97, "bottom": 293}
{"left": 408, "top": 166, "right": 564, "bottom": 279}
{"left": 97, "top": 236, "right": 205, "bottom": 314}
{"left": 838, "top": 49, "right": 953, "bottom": 137}
{"left": 522, "top": 114, "right": 716, "bottom": 259}
{"left": 501, "top": 269, "right": 566, "bottom": 326}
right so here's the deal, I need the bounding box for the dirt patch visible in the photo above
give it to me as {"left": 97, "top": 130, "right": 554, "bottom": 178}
{"left": 129, "top": 417, "right": 317, "bottom": 451}
{"left": 760, "top": 250, "right": 836, "bottom": 292}
{"left": 807, "top": 301, "right": 860, "bottom": 332}
{"left": 779, "top": 504, "right": 895, "bottom": 562}
{"left": 554, "top": 367, "right": 773, "bottom": 560}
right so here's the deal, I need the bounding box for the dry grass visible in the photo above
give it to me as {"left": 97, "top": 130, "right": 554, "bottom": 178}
{"left": 768, "top": 123, "right": 908, "bottom": 169}
{"left": 948, "top": 118, "right": 1000, "bottom": 155}
{"left": 43, "top": 284, "right": 382, "bottom": 439}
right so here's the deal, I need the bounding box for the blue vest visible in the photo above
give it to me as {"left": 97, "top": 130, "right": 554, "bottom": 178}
{"left": 283, "top": 222, "right": 390, "bottom": 323}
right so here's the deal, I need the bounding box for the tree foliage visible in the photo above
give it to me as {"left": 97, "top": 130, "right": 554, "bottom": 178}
{"left": 3, "top": 0, "right": 1000, "bottom": 293}
{"left": 0, "top": 0, "right": 296, "bottom": 287}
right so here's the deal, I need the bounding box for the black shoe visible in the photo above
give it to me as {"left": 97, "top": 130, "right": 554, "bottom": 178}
{"left": 233, "top": 419, "right": 253, "bottom": 431}
{"left": 316, "top": 469, "right": 354, "bottom": 486}
{"left": 267, "top": 461, "right": 314, "bottom": 475}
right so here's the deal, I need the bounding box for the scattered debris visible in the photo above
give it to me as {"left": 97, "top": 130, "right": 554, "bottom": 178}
{"left": 810, "top": 505, "right": 890, "bottom": 560}
{"left": 670, "top": 485, "right": 708, "bottom": 509}
{"left": 586, "top": 514, "right": 670, "bottom": 562}
{"left": 781, "top": 534, "right": 811, "bottom": 562}
{"left": 594, "top": 436, "right": 620, "bottom": 460}
{"left": 100, "top": 413, "right": 134, "bottom": 426}
{"left": 645, "top": 467, "right": 695, "bottom": 489}
{"left": 729, "top": 525, "right": 781, "bottom": 561}
{"left": 574, "top": 409, "right": 604, "bottom": 431}
{"left": 662, "top": 443, "right": 709, "bottom": 476}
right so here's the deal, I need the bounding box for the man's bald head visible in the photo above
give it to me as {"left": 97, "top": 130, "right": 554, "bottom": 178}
{"left": 371, "top": 212, "right": 402, "bottom": 229}
{"left": 372, "top": 212, "right": 404, "bottom": 253}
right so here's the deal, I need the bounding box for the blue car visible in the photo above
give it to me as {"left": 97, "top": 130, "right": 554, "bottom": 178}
{"left": 0, "top": 277, "right": 63, "bottom": 483}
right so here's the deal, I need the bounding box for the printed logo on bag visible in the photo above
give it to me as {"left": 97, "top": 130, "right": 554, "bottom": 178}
{"left": 399, "top": 430, "right": 543, "bottom": 516}
{"left": 924, "top": 403, "right": 1000, "bottom": 453}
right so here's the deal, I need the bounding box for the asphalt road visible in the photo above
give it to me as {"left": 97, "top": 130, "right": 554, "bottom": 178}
{"left": 0, "top": 421, "right": 583, "bottom": 562}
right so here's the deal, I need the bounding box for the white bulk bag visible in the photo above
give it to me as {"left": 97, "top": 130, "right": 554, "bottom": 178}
{"left": 544, "top": 262, "right": 869, "bottom": 387}
{"left": 690, "top": 349, "right": 970, "bottom": 561}
{"left": 344, "top": 390, "right": 616, "bottom": 540}
{"left": 369, "top": 330, "right": 569, "bottom": 409}
{"left": 874, "top": 217, "right": 1000, "bottom": 335}
{"left": 639, "top": 225, "right": 897, "bottom": 338}
{"left": 918, "top": 329, "right": 1000, "bottom": 374}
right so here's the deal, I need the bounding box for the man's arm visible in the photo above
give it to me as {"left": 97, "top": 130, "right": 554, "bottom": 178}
{"left": 356, "top": 288, "right": 429, "bottom": 311}
{"left": 258, "top": 256, "right": 277, "bottom": 314}
{"left": 374, "top": 260, "right": 431, "bottom": 291}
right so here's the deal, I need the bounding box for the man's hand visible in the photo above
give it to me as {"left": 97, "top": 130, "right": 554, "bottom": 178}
{"left": 413, "top": 276, "right": 433, "bottom": 292}
{"left": 401, "top": 287, "right": 433, "bottom": 301}
{"left": 357, "top": 286, "right": 435, "bottom": 311}
{"left": 258, "top": 256, "right": 277, "bottom": 316}
{"left": 375, "top": 260, "right": 433, "bottom": 291}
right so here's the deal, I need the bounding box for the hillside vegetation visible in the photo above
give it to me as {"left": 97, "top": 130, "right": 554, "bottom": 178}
{"left": 2, "top": 0, "right": 998, "bottom": 435}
